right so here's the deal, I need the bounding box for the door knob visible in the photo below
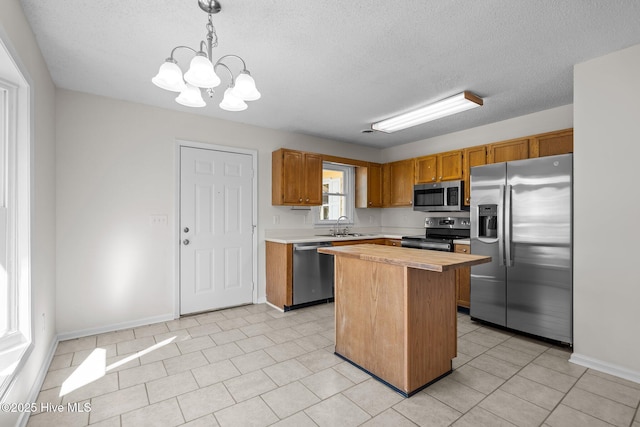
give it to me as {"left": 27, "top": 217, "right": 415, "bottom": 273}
{"left": 183, "top": 227, "right": 189, "bottom": 233}
{"left": 183, "top": 239, "right": 190, "bottom": 245}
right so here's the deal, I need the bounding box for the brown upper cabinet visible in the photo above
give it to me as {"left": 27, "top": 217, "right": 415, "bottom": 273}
{"left": 356, "top": 162, "right": 383, "bottom": 208}
{"left": 529, "top": 128, "right": 573, "bottom": 158}
{"left": 438, "top": 150, "right": 464, "bottom": 181}
{"left": 272, "top": 149, "right": 323, "bottom": 206}
{"left": 415, "top": 150, "right": 463, "bottom": 184}
{"left": 463, "top": 145, "right": 488, "bottom": 205}
{"left": 383, "top": 159, "right": 414, "bottom": 207}
{"left": 271, "top": 128, "right": 572, "bottom": 208}
{"left": 487, "top": 138, "right": 529, "bottom": 164}
{"left": 414, "top": 155, "right": 437, "bottom": 183}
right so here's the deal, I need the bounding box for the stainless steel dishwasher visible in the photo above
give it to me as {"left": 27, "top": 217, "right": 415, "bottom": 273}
{"left": 292, "top": 242, "right": 334, "bottom": 306}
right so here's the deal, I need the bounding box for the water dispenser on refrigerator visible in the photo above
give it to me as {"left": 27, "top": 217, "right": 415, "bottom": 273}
{"left": 478, "top": 204, "right": 498, "bottom": 238}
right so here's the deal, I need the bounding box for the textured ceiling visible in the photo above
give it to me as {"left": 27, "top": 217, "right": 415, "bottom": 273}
{"left": 18, "top": 0, "right": 640, "bottom": 148}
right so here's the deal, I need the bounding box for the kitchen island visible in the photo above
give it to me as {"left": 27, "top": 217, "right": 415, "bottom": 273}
{"left": 317, "top": 244, "right": 491, "bottom": 396}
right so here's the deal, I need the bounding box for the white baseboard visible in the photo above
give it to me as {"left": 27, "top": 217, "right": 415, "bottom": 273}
{"left": 570, "top": 353, "right": 640, "bottom": 384}
{"left": 18, "top": 336, "right": 59, "bottom": 427}
{"left": 57, "top": 313, "right": 176, "bottom": 341}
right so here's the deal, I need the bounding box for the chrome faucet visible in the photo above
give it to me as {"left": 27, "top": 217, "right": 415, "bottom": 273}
{"left": 334, "top": 216, "right": 349, "bottom": 236}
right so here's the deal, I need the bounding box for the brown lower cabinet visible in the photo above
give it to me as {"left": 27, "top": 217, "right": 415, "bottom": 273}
{"left": 330, "top": 238, "right": 386, "bottom": 246}
{"left": 266, "top": 238, "right": 391, "bottom": 310}
{"left": 265, "top": 241, "right": 293, "bottom": 309}
{"left": 266, "top": 238, "right": 472, "bottom": 310}
{"left": 454, "top": 244, "right": 471, "bottom": 309}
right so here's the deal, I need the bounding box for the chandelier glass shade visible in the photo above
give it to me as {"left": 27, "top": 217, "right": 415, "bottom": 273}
{"left": 151, "top": 60, "right": 186, "bottom": 92}
{"left": 220, "top": 87, "right": 248, "bottom": 111}
{"left": 176, "top": 84, "right": 206, "bottom": 108}
{"left": 152, "top": 0, "right": 260, "bottom": 111}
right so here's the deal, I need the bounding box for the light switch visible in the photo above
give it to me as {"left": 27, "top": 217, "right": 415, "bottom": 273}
{"left": 149, "top": 215, "right": 168, "bottom": 227}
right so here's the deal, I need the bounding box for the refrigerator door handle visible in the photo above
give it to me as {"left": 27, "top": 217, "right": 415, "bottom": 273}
{"left": 498, "top": 185, "right": 505, "bottom": 266}
{"left": 504, "top": 184, "right": 512, "bottom": 267}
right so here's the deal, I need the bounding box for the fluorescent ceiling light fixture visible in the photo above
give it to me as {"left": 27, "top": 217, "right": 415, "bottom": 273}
{"left": 372, "top": 91, "right": 483, "bottom": 133}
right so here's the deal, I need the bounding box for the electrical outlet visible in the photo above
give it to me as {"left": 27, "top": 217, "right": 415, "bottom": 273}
{"left": 149, "top": 215, "right": 168, "bottom": 227}
{"left": 273, "top": 215, "right": 280, "bottom": 225}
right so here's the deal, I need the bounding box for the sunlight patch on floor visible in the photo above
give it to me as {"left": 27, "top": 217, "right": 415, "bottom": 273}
{"left": 59, "top": 336, "right": 176, "bottom": 397}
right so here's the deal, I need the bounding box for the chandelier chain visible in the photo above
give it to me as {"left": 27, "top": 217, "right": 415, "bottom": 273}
{"left": 207, "top": 14, "right": 218, "bottom": 50}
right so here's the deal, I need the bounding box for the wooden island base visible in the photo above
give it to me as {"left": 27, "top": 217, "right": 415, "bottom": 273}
{"left": 319, "top": 244, "right": 490, "bottom": 396}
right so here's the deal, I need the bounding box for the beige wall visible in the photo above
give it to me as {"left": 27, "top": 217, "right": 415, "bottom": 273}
{"left": 381, "top": 105, "right": 574, "bottom": 164}
{"left": 55, "top": 90, "right": 381, "bottom": 336}
{"left": 0, "top": 1, "right": 56, "bottom": 425}
{"left": 380, "top": 105, "right": 574, "bottom": 230}
{"left": 572, "top": 43, "right": 640, "bottom": 379}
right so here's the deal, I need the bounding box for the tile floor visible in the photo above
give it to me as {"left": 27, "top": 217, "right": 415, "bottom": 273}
{"left": 27, "top": 303, "right": 640, "bottom": 427}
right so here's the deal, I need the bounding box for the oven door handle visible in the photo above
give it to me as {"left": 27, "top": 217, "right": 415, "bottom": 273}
{"left": 401, "top": 241, "right": 452, "bottom": 251}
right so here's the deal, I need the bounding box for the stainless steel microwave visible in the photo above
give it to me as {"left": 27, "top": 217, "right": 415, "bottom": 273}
{"left": 413, "top": 180, "right": 467, "bottom": 212}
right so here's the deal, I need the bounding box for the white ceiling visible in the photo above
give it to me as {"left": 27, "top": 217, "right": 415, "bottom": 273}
{"left": 18, "top": 0, "right": 640, "bottom": 148}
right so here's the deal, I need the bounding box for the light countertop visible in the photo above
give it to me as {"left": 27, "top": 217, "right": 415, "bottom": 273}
{"left": 265, "top": 233, "right": 402, "bottom": 244}
{"left": 265, "top": 235, "right": 471, "bottom": 246}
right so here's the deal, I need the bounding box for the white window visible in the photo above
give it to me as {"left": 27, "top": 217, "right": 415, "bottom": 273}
{"left": 0, "top": 50, "right": 32, "bottom": 400}
{"left": 314, "top": 162, "right": 354, "bottom": 227}
{"left": 0, "top": 85, "right": 6, "bottom": 339}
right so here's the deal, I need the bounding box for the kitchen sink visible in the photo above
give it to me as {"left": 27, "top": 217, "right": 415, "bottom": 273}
{"left": 314, "top": 233, "right": 375, "bottom": 238}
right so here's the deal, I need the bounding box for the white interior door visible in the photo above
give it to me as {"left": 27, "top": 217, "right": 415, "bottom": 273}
{"left": 180, "top": 146, "right": 254, "bottom": 315}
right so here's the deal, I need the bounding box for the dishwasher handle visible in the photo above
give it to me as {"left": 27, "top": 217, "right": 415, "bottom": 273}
{"left": 293, "top": 243, "right": 333, "bottom": 251}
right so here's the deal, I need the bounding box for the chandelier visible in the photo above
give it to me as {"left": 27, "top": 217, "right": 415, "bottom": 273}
{"left": 152, "top": 0, "right": 260, "bottom": 111}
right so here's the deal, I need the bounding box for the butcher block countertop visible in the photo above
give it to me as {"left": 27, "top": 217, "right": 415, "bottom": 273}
{"left": 318, "top": 244, "right": 490, "bottom": 272}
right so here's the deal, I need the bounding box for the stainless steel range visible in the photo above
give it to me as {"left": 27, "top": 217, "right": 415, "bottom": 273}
{"left": 401, "top": 217, "right": 471, "bottom": 252}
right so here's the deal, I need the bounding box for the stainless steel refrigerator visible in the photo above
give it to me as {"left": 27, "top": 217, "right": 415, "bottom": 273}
{"left": 470, "top": 153, "right": 572, "bottom": 344}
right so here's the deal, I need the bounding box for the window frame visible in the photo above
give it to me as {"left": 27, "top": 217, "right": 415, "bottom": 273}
{"left": 0, "top": 62, "right": 33, "bottom": 400}
{"left": 313, "top": 162, "right": 355, "bottom": 227}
